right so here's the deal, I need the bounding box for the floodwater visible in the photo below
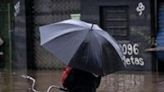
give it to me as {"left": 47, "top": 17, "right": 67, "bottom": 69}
{"left": 0, "top": 70, "right": 163, "bottom": 92}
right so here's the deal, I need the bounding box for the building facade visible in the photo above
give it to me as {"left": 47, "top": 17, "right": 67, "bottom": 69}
{"left": 12, "top": 0, "right": 162, "bottom": 71}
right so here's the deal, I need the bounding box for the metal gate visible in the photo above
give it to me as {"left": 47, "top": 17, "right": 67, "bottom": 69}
{"left": 33, "top": 0, "right": 80, "bottom": 69}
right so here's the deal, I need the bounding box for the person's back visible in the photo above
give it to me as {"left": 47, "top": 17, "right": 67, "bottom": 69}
{"left": 61, "top": 66, "right": 101, "bottom": 92}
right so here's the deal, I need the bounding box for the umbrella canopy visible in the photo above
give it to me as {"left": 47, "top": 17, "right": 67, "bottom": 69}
{"left": 39, "top": 19, "right": 126, "bottom": 76}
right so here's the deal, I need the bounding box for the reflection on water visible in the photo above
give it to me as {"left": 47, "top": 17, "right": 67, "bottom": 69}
{"left": 0, "top": 70, "right": 161, "bottom": 92}
{"left": 99, "top": 72, "right": 155, "bottom": 92}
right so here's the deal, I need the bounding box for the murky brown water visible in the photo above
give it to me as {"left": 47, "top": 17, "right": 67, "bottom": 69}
{"left": 0, "top": 70, "right": 163, "bottom": 92}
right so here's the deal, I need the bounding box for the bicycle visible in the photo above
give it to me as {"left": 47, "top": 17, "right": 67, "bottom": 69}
{"left": 21, "top": 75, "right": 68, "bottom": 92}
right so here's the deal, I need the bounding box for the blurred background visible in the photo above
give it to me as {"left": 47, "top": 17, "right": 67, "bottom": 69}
{"left": 0, "top": 0, "right": 164, "bottom": 92}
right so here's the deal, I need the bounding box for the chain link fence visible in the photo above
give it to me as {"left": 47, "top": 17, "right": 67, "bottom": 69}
{"left": 33, "top": 0, "right": 80, "bottom": 69}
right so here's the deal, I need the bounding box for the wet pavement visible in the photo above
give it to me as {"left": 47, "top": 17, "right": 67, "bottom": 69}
{"left": 0, "top": 70, "right": 163, "bottom": 92}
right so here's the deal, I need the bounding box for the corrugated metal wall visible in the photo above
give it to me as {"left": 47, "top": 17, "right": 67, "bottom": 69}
{"left": 33, "top": 0, "right": 80, "bottom": 69}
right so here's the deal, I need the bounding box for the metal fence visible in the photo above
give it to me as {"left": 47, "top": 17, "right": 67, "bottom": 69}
{"left": 33, "top": 0, "right": 80, "bottom": 69}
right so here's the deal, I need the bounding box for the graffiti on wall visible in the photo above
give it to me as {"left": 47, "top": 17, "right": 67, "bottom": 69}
{"left": 120, "top": 43, "right": 144, "bottom": 66}
{"left": 14, "top": 1, "right": 20, "bottom": 16}
{"left": 136, "top": 2, "right": 145, "bottom": 16}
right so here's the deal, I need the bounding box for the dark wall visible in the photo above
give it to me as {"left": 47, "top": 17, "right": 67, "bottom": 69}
{"left": 81, "top": 0, "right": 152, "bottom": 71}
{"left": 0, "top": 0, "right": 10, "bottom": 3}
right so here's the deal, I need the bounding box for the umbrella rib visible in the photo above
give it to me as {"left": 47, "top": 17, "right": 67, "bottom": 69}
{"left": 69, "top": 30, "right": 90, "bottom": 65}
{"left": 91, "top": 32, "right": 104, "bottom": 74}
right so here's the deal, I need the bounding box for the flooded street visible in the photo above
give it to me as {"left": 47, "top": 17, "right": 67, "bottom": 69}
{"left": 0, "top": 70, "right": 163, "bottom": 92}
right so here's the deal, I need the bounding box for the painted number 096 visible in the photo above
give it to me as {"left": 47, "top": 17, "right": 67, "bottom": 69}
{"left": 122, "top": 44, "right": 139, "bottom": 55}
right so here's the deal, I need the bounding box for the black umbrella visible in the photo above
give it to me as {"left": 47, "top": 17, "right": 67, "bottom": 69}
{"left": 39, "top": 19, "right": 126, "bottom": 76}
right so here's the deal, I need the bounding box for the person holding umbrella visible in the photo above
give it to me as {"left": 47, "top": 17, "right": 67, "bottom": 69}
{"left": 39, "top": 19, "right": 126, "bottom": 91}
